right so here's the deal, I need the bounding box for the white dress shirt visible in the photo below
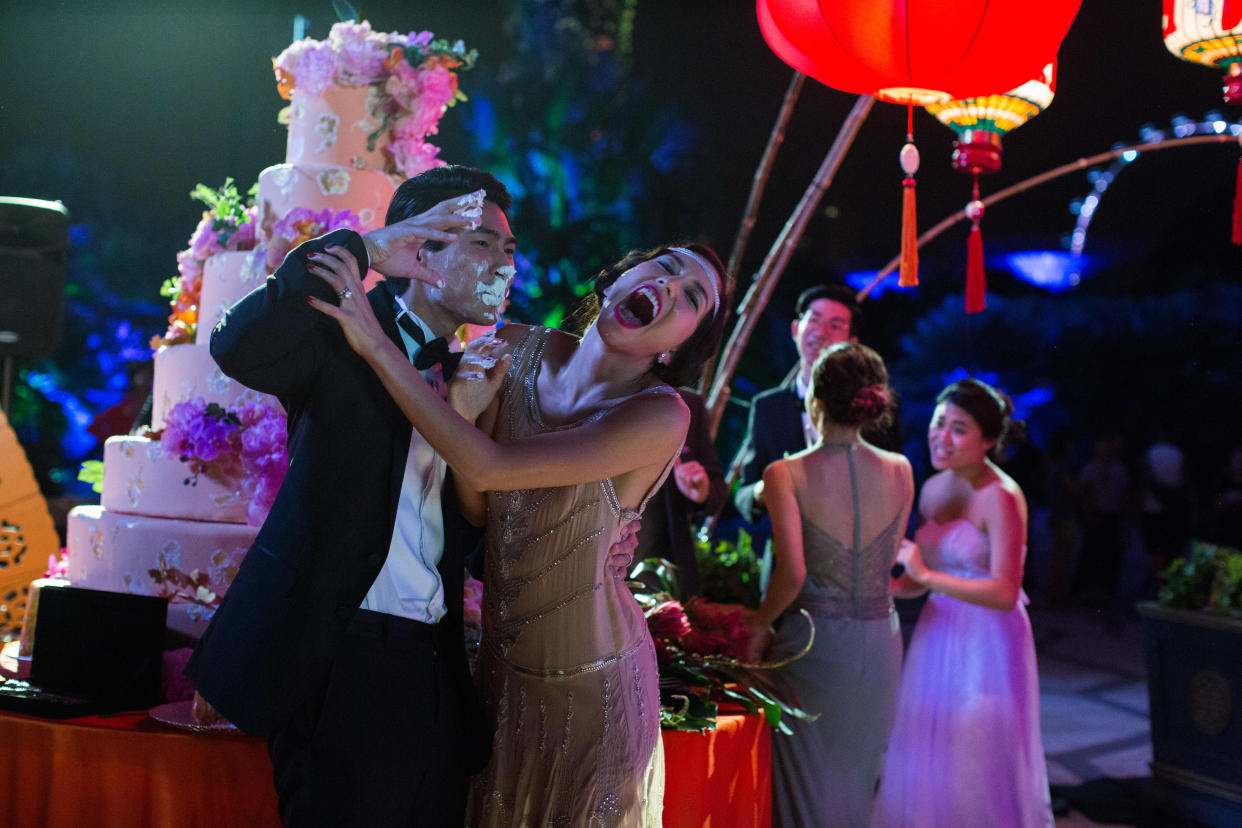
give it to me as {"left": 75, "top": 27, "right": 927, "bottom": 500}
{"left": 360, "top": 303, "right": 448, "bottom": 623}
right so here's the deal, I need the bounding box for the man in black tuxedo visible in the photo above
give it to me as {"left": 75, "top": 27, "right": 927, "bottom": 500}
{"left": 733, "top": 285, "right": 901, "bottom": 586}
{"left": 186, "top": 166, "right": 516, "bottom": 827}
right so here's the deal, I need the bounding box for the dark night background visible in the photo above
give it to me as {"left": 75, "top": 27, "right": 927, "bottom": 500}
{"left": 3, "top": 0, "right": 1240, "bottom": 547}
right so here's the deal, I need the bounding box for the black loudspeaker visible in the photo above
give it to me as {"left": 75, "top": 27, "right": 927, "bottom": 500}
{"left": 0, "top": 197, "right": 69, "bottom": 359}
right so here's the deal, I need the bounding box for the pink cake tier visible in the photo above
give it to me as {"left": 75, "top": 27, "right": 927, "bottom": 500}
{"left": 150, "top": 344, "right": 281, "bottom": 432}
{"left": 195, "top": 249, "right": 270, "bottom": 346}
{"left": 100, "top": 436, "right": 249, "bottom": 524}
{"left": 67, "top": 505, "right": 254, "bottom": 639}
{"left": 286, "top": 85, "right": 391, "bottom": 171}
{"left": 256, "top": 163, "right": 395, "bottom": 240}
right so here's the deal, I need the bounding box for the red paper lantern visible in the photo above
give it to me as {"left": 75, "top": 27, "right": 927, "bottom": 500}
{"left": 758, "top": 0, "right": 1081, "bottom": 285}
{"left": 757, "top": 1, "right": 1081, "bottom": 104}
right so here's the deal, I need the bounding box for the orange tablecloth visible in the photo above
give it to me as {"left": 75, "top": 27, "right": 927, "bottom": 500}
{"left": 0, "top": 709, "right": 769, "bottom": 827}
{"left": 663, "top": 712, "right": 772, "bottom": 828}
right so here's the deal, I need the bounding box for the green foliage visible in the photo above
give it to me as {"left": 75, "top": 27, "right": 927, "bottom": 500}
{"left": 696, "top": 528, "right": 760, "bottom": 609}
{"left": 1158, "top": 541, "right": 1242, "bottom": 619}
{"left": 77, "top": 460, "right": 104, "bottom": 494}
{"left": 159, "top": 277, "right": 180, "bottom": 300}
{"left": 189, "top": 177, "right": 253, "bottom": 229}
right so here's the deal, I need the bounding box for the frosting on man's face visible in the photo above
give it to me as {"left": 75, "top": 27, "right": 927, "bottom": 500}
{"left": 475, "top": 263, "right": 515, "bottom": 308}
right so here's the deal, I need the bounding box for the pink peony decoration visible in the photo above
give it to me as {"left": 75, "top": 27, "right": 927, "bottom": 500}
{"left": 463, "top": 576, "right": 484, "bottom": 627}
{"left": 386, "top": 138, "right": 445, "bottom": 178}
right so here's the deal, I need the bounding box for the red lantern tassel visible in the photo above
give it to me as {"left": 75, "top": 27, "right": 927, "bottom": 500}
{"left": 965, "top": 221, "right": 986, "bottom": 314}
{"left": 1232, "top": 154, "right": 1242, "bottom": 246}
{"left": 899, "top": 177, "right": 919, "bottom": 287}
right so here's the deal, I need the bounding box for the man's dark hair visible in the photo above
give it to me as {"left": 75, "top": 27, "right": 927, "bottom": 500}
{"left": 385, "top": 165, "right": 512, "bottom": 225}
{"left": 383, "top": 166, "right": 511, "bottom": 293}
{"left": 794, "top": 283, "right": 860, "bottom": 336}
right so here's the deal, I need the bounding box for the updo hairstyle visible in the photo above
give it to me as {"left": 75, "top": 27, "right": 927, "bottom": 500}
{"left": 810, "top": 342, "right": 895, "bottom": 430}
{"left": 935, "top": 378, "right": 1026, "bottom": 459}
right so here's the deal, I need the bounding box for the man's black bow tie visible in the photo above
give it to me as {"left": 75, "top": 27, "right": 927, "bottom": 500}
{"left": 414, "top": 336, "right": 462, "bottom": 376}
{"left": 395, "top": 308, "right": 462, "bottom": 377}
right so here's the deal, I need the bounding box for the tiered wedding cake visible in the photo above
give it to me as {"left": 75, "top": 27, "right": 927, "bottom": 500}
{"left": 61, "top": 21, "right": 476, "bottom": 641}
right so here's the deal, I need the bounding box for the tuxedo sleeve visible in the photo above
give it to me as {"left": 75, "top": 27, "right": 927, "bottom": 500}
{"left": 209, "top": 228, "right": 368, "bottom": 398}
{"left": 733, "top": 394, "right": 772, "bottom": 524}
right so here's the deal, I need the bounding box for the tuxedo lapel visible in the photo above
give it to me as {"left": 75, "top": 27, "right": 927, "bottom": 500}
{"left": 367, "top": 282, "right": 416, "bottom": 532}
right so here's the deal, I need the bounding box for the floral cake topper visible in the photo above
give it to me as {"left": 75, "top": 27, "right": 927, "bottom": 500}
{"left": 273, "top": 20, "right": 477, "bottom": 177}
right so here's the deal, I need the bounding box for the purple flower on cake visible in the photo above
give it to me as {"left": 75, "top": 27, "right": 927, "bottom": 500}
{"left": 154, "top": 397, "right": 289, "bottom": 527}
{"left": 236, "top": 400, "right": 289, "bottom": 527}
{"left": 161, "top": 398, "right": 240, "bottom": 466}
{"left": 406, "top": 30, "right": 435, "bottom": 49}
{"left": 292, "top": 43, "right": 338, "bottom": 97}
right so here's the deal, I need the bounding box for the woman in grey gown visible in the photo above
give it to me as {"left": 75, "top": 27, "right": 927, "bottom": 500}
{"left": 745, "top": 342, "right": 913, "bottom": 828}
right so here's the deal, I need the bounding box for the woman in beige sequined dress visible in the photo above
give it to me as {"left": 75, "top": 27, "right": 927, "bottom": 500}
{"left": 307, "top": 217, "right": 727, "bottom": 827}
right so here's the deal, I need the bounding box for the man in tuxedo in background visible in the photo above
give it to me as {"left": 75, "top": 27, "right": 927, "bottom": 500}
{"left": 187, "top": 165, "right": 516, "bottom": 827}
{"left": 733, "top": 284, "right": 901, "bottom": 587}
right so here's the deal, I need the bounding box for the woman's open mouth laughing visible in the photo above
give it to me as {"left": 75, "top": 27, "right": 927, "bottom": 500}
{"left": 615, "top": 284, "right": 662, "bottom": 329}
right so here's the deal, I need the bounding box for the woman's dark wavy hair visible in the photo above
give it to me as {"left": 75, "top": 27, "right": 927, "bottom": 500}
{"left": 568, "top": 242, "right": 728, "bottom": 387}
{"left": 810, "top": 342, "right": 895, "bottom": 430}
{"left": 936, "top": 377, "right": 1026, "bottom": 459}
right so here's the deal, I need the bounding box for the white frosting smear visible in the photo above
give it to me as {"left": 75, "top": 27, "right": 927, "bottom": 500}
{"left": 475, "top": 273, "right": 509, "bottom": 307}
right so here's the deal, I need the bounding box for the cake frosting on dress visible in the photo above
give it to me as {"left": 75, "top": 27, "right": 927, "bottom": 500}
{"left": 62, "top": 20, "right": 476, "bottom": 641}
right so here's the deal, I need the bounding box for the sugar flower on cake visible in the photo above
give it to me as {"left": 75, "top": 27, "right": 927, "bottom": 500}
{"left": 272, "top": 20, "right": 476, "bottom": 178}
{"left": 316, "top": 168, "right": 352, "bottom": 197}
{"left": 152, "top": 179, "right": 260, "bottom": 349}
{"left": 265, "top": 206, "right": 366, "bottom": 270}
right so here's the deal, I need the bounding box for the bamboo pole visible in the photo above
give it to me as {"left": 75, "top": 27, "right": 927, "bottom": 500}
{"left": 699, "top": 71, "right": 806, "bottom": 394}
{"left": 705, "top": 94, "right": 874, "bottom": 437}
{"left": 855, "top": 132, "right": 1240, "bottom": 301}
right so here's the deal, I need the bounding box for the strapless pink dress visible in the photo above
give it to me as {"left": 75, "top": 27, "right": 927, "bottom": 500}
{"left": 873, "top": 519, "right": 1053, "bottom": 828}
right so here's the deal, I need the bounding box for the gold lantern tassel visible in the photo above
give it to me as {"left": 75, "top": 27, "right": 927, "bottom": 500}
{"left": 898, "top": 119, "right": 920, "bottom": 287}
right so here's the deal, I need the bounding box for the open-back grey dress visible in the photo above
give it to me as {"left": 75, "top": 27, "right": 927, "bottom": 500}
{"left": 766, "top": 443, "right": 905, "bottom": 828}
{"left": 466, "top": 326, "right": 676, "bottom": 827}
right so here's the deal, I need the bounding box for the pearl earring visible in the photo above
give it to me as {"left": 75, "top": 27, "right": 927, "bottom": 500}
{"left": 657, "top": 351, "right": 670, "bottom": 365}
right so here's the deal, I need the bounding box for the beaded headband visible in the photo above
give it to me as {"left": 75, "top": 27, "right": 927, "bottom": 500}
{"left": 670, "top": 247, "right": 721, "bottom": 313}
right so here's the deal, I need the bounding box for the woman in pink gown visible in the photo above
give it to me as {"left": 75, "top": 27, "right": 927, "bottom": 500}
{"left": 874, "top": 378, "right": 1054, "bottom": 828}
{"left": 305, "top": 204, "right": 727, "bottom": 826}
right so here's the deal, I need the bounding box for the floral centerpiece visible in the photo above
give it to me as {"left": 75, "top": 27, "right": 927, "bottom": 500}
{"left": 273, "top": 20, "right": 477, "bottom": 177}
{"left": 154, "top": 396, "right": 289, "bottom": 527}
{"left": 633, "top": 560, "right": 816, "bottom": 733}
{"left": 151, "top": 179, "right": 259, "bottom": 349}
